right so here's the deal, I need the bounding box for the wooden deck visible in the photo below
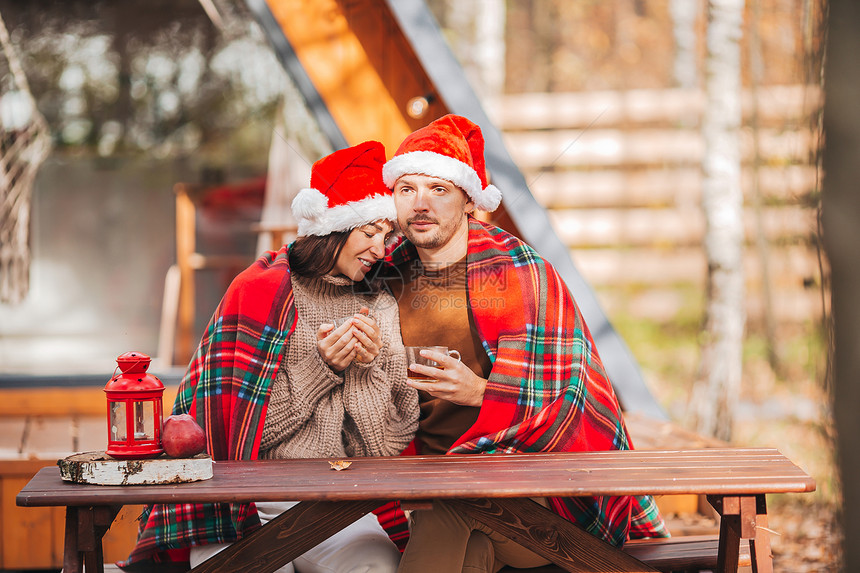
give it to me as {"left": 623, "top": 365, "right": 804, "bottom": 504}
{"left": 0, "top": 386, "right": 179, "bottom": 569}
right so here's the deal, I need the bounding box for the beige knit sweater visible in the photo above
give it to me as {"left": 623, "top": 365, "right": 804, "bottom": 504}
{"left": 259, "top": 273, "right": 418, "bottom": 460}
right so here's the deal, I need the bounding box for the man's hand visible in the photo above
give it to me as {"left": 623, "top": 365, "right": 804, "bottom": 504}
{"left": 317, "top": 321, "right": 358, "bottom": 373}
{"left": 406, "top": 349, "right": 487, "bottom": 407}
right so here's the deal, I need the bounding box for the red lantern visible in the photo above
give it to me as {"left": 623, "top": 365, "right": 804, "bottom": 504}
{"left": 104, "top": 352, "right": 165, "bottom": 459}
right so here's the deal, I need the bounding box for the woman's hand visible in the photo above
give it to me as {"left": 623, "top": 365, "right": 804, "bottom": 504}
{"left": 350, "top": 310, "right": 382, "bottom": 363}
{"left": 316, "top": 321, "right": 358, "bottom": 373}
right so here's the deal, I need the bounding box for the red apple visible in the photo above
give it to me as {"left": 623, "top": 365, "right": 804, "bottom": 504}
{"left": 161, "top": 414, "right": 207, "bottom": 458}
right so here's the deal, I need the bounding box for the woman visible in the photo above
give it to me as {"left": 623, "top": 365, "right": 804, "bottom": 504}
{"left": 122, "top": 141, "right": 418, "bottom": 572}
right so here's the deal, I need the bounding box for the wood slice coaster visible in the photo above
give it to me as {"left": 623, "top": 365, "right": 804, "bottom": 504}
{"left": 58, "top": 451, "right": 213, "bottom": 485}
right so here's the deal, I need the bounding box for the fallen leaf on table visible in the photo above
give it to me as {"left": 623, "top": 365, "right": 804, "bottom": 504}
{"left": 329, "top": 460, "right": 352, "bottom": 471}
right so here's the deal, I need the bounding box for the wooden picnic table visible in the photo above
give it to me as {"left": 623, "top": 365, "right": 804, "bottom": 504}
{"left": 16, "top": 447, "right": 814, "bottom": 573}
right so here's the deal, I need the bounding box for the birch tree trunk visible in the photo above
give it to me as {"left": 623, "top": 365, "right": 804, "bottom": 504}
{"left": 689, "top": 0, "right": 746, "bottom": 442}
{"left": 670, "top": 0, "right": 702, "bottom": 90}
{"left": 443, "top": 0, "right": 506, "bottom": 99}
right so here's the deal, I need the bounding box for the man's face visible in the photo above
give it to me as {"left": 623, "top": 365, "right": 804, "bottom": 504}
{"left": 392, "top": 174, "right": 474, "bottom": 251}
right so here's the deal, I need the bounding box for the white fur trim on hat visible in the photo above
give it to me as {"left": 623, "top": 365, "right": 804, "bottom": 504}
{"left": 382, "top": 150, "right": 501, "bottom": 212}
{"left": 291, "top": 187, "right": 328, "bottom": 220}
{"left": 293, "top": 191, "right": 397, "bottom": 237}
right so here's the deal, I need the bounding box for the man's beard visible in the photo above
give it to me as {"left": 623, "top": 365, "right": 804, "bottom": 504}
{"left": 403, "top": 215, "right": 460, "bottom": 249}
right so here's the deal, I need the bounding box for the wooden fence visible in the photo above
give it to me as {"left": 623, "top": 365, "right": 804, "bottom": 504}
{"left": 486, "top": 84, "right": 827, "bottom": 324}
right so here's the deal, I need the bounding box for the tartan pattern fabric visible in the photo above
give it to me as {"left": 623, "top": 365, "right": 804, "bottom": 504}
{"left": 123, "top": 246, "right": 297, "bottom": 566}
{"left": 372, "top": 501, "right": 411, "bottom": 551}
{"left": 385, "top": 218, "right": 667, "bottom": 545}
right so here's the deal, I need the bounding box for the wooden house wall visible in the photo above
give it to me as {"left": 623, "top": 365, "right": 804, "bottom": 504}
{"left": 487, "top": 85, "right": 825, "bottom": 326}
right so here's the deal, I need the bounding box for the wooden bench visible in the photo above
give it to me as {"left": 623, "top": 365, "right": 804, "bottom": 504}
{"left": 18, "top": 448, "right": 813, "bottom": 573}
{"left": 78, "top": 536, "right": 753, "bottom": 573}
{"left": 501, "top": 536, "right": 751, "bottom": 572}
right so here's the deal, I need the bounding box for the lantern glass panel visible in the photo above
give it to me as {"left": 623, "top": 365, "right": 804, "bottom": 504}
{"left": 134, "top": 401, "right": 156, "bottom": 441}
{"left": 110, "top": 401, "right": 127, "bottom": 441}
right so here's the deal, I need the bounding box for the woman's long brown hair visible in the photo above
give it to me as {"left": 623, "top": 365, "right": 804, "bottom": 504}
{"left": 288, "top": 231, "right": 351, "bottom": 278}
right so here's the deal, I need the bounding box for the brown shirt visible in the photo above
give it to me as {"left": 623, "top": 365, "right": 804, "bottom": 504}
{"left": 390, "top": 256, "right": 492, "bottom": 455}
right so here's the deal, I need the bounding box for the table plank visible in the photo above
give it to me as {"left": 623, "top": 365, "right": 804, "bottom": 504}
{"left": 17, "top": 449, "right": 816, "bottom": 508}
{"left": 622, "top": 536, "right": 751, "bottom": 570}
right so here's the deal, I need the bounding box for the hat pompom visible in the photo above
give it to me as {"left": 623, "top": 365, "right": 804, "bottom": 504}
{"left": 472, "top": 183, "right": 502, "bottom": 212}
{"left": 291, "top": 187, "right": 328, "bottom": 220}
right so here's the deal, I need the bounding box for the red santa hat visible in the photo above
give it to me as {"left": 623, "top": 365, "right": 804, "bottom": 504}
{"left": 291, "top": 140, "right": 396, "bottom": 237}
{"left": 382, "top": 114, "right": 502, "bottom": 212}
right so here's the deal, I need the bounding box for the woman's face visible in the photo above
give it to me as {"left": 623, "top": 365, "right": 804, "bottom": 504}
{"left": 332, "top": 219, "right": 395, "bottom": 281}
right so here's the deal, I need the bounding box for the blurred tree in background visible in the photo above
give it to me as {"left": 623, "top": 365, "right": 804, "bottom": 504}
{"left": 0, "top": 0, "right": 287, "bottom": 169}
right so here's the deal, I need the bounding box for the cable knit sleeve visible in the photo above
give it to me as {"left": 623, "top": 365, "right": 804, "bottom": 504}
{"left": 258, "top": 343, "right": 345, "bottom": 457}
{"left": 342, "top": 296, "right": 418, "bottom": 457}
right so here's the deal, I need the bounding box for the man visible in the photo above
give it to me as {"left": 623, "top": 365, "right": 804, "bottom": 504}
{"left": 381, "top": 114, "right": 668, "bottom": 572}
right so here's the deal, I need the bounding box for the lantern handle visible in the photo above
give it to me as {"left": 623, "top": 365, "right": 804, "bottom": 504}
{"left": 115, "top": 352, "right": 151, "bottom": 374}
